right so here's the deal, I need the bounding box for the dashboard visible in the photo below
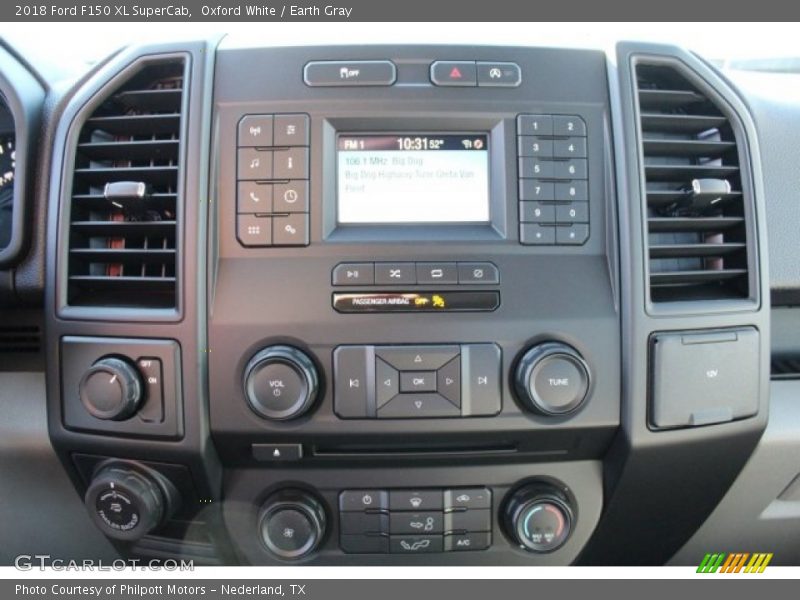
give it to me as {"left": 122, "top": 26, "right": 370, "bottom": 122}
{"left": 0, "top": 33, "right": 798, "bottom": 566}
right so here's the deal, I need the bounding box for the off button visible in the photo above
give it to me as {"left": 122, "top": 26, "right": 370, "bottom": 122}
{"left": 304, "top": 60, "right": 397, "bottom": 86}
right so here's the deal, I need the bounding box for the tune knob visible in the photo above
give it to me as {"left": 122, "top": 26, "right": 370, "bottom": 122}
{"left": 244, "top": 345, "right": 319, "bottom": 420}
{"left": 504, "top": 483, "right": 574, "bottom": 553}
{"left": 84, "top": 465, "right": 178, "bottom": 542}
{"left": 78, "top": 357, "right": 143, "bottom": 421}
{"left": 514, "top": 342, "right": 590, "bottom": 416}
{"left": 258, "top": 489, "right": 327, "bottom": 560}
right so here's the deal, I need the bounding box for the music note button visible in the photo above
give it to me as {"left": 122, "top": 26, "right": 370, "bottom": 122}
{"left": 238, "top": 148, "right": 273, "bottom": 180}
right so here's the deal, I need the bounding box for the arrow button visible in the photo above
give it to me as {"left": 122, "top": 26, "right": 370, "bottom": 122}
{"left": 376, "top": 358, "right": 399, "bottom": 409}
{"left": 377, "top": 393, "right": 460, "bottom": 418}
{"left": 436, "top": 357, "right": 461, "bottom": 407}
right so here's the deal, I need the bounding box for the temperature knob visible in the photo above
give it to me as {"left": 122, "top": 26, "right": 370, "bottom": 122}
{"left": 504, "top": 482, "right": 574, "bottom": 553}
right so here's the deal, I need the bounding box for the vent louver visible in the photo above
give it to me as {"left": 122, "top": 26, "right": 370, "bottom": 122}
{"left": 66, "top": 59, "right": 185, "bottom": 309}
{"left": 0, "top": 324, "right": 40, "bottom": 354}
{"left": 635, "top": 63, "right": 751, "bottom": 303}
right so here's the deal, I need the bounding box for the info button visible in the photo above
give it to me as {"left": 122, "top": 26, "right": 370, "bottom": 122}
{"left": 304, "top": 60, "right": 397, "bottom": 87}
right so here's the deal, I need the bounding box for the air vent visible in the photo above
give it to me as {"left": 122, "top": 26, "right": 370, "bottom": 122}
{"left": 0, "top": 324, "right": 40, "bottom": 354}
{"left": 66, "top": 58, "right": 185, "bottom": 309}
{"left": 635, "top": 63, "right": 751, "bottom": 303}
{"left": 772, "top": 356, "right": 800, "bottom": 380}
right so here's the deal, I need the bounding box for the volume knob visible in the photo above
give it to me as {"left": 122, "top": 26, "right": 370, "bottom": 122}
{"left": 244, "top": 345, "right": 319, "bottom": 420}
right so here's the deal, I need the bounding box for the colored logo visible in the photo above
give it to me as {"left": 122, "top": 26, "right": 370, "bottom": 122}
{"left": 697, "top": 552, "right": 773, "bottom": 573}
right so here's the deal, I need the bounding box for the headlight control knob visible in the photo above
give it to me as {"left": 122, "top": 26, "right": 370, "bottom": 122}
{"left": 78, "top": 357, "right": 143, "bottom": 421}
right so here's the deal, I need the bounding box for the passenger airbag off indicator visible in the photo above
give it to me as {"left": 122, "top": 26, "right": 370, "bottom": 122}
{"left": 333, "top": 291, "right": 499, "bottom": 313}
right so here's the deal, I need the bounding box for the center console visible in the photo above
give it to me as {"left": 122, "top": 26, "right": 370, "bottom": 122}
{"left": 209, "top": 44, "right": 619, "bottom": 564}
{"left": 45, "top": 39, "right": 769, "bottom": 567}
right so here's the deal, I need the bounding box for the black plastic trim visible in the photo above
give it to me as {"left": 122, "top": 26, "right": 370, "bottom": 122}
{"left": 577, "top": 42, "right": 770, "bottom": 566}
{"left": 0, "top": 41, "right": 44, "bottom": 268}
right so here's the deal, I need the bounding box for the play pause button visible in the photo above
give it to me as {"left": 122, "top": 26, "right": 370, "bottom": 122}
{"left": 333, "top": 263, "right": 375, "bottom": 285}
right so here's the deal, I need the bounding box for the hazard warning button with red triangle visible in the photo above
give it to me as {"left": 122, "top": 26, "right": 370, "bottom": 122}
{"left": 430, "top": 60, "right": 477, "bottom": 87}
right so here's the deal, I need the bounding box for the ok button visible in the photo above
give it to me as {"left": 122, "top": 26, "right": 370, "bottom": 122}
{"left": 400, "top": 371, "right": 437, "bottom": 393}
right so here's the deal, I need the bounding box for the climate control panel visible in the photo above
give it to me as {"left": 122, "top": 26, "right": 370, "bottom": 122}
{"left": 339, "top": 488, "right": 493, "bottom": 554}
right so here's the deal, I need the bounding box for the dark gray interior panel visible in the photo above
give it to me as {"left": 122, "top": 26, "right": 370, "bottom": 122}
{"left": 670, "top": 380, "right": 800, "bottom": 565}
{"left": 0, "top": 372, "right": 119, "bottom": 563}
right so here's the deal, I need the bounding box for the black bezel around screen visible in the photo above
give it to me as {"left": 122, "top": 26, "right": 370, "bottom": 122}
{"left": 322, "top": 117, "right": 509, "bottom": 243}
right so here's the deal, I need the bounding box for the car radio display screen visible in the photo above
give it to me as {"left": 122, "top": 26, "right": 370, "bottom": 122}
{"left": 336, "top": 133, "right": 490, "bottom": 224}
